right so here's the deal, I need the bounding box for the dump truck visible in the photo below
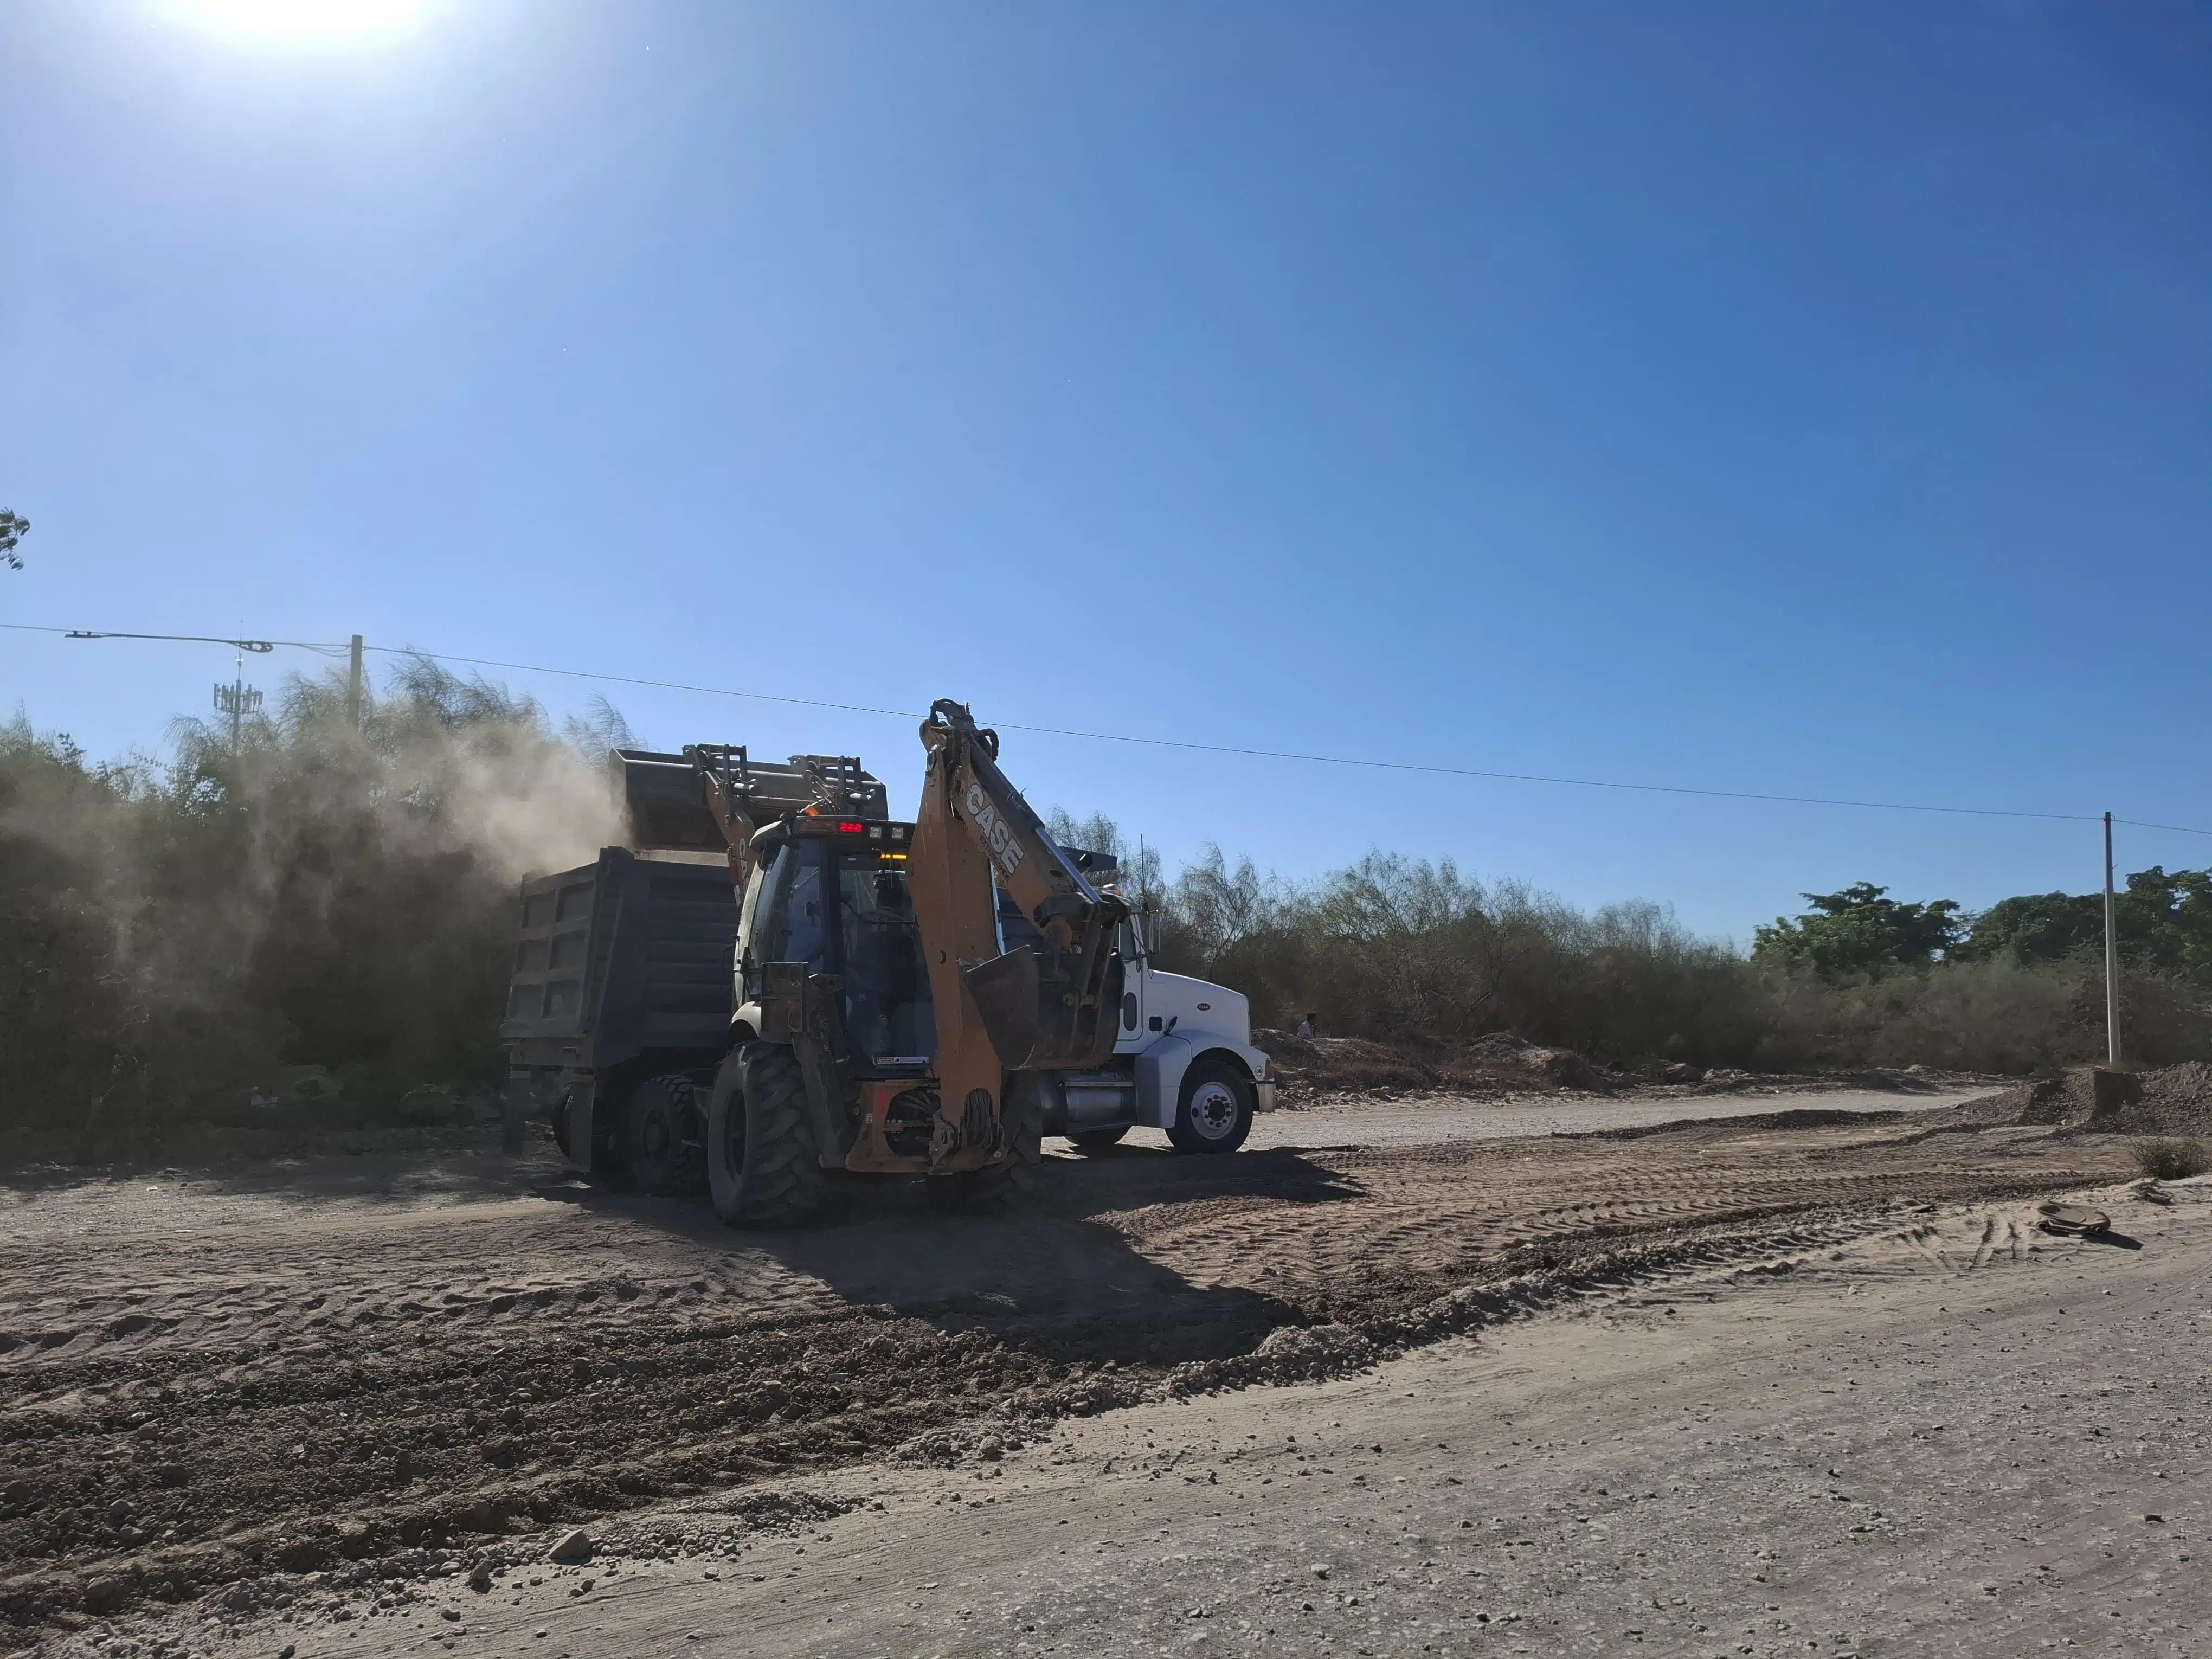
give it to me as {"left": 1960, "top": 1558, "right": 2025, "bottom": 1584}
{"left": 501, "top": 718, "right": 1276, "bottom": 1212}
{"left": 499, "top": 750, "right": 883, "bottom": 1189}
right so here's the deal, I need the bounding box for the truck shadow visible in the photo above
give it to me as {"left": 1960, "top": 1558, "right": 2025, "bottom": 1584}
{"left": 1035, "top": 1140, "right": 1363, "bottom": 1219}
{"left": 0, "top": 1140, "right": 1363, "bottom": 1372}
{"left": 550, "top": 1144, "right": 1364, "bottom": 1368}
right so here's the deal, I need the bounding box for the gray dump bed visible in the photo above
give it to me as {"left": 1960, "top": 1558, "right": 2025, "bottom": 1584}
{"left": 502, "top": 748, "right": 892, "bottom": 1081}
{"left": 499, "top": 848, "right": 738, "bottom": 1076}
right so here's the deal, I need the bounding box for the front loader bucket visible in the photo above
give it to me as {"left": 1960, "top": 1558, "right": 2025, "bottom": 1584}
{"left": 960, "top": 946, "right": 1124, "bottom": 1073}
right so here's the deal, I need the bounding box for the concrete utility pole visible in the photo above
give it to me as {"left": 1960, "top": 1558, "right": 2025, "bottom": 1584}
{"left": 2103, "top": 812, "right": 2123, "bottom": 1068}
{"left": 346, "top": 634, "right": 364, "bottom": 729}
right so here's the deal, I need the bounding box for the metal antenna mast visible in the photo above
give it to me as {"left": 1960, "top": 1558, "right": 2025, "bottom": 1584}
{"left": 213, "top": 632, "right": 264, "bottom": 755}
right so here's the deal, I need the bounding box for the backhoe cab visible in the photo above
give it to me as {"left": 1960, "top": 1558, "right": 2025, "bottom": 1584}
{"left": 697, "top": 700, "right": 1275, "bottom": 1225}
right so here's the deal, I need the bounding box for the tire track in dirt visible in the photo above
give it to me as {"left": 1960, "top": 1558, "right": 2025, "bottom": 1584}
{"left": 0, "top": 1121, "right": 2132, "bottom": 1641}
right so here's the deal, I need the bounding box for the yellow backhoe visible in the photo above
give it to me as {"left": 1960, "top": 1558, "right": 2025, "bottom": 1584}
{"left": 694, "top": 699, "right": 1133, "bottom": 1221}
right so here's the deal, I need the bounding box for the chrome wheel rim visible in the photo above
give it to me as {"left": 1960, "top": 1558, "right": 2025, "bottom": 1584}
{"left": 1187, "top": 1079, "right": 1240, "bottom": 1141}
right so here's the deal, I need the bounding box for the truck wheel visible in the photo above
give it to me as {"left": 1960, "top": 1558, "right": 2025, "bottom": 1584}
{"left": 931, "top": 1083, "right": 1043, "bottom": 1213}
{"left": 1067, "top": 1126, "right": 1129, "bottom": 1153}
{"left": 1168, "top": 1059, "right": 1253, "bottom": 1154}
{"left": 619, "top": 1076, "right": 702, "bottom": 1197}
{"left": 708, "top": 1043, "right": 824, "bottom": 1227}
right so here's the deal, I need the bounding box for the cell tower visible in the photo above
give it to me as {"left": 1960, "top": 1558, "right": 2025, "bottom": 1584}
{"left": 213, "top": 642, "right": 264, "bottom": 754}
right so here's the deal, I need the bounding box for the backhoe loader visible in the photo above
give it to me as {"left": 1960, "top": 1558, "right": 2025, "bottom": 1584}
{"left": 503, "top": 703, "right": 1276, "bottom": 1211}
{"left": 694, "top": 699, "right": 1274, "bottom": 1224}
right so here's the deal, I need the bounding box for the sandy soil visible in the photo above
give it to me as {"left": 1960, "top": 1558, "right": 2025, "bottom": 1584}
{"left": 125, "top": 1174, "right": 2202, "bottom": 1659}
{"left": 1237, "top": 1083, "right": 2001, "bottom": 1152}
{"left": 3, "top": 1097, "right": 2188, "bottom": 1655}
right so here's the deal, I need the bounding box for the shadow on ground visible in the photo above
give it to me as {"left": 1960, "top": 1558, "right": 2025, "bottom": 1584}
{"left": 536, "top": 1142, "right": 1365, "bottom": 1366}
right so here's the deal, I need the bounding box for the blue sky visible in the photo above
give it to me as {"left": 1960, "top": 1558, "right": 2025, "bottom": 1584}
{"left": 4, "top": 0, "right": 2208, "bottom": 942}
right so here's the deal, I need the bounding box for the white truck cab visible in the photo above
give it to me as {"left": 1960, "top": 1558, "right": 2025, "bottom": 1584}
{"left": 1092, "top": 915, "right": 1277, "bottom": 1152}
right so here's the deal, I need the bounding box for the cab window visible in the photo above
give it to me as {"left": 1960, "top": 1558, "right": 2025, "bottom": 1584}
{"left": 760, "top": 840, "right": 829, "bottom": 971}
{"left": 837, "top": 854, "right": 933, "bottom": 1059}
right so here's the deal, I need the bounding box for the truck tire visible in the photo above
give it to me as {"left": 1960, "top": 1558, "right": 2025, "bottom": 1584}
{"left": 1067, "top": 1126, "right": 1129, "bottom": 1153}
{"left": 619, "top": 1076, "right": 702, "bottom": 1197}
{"left": 930, "top": 1084, "right": 1043, "bottom": 1213}
{"left": 707, "top": 1043, "right": 824, "bottom": 1227}
{"left": 1168, "top": 1058, "right": 1253, "bottom": 1154}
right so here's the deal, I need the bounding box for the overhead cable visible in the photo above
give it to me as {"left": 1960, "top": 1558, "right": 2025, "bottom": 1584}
{"left": 9, "top": 620, "right": 2208, "bottom": 838}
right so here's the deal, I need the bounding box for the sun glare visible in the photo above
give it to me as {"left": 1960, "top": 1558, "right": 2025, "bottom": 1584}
{"left": 163, "top": 0, "right": 428, "bottom": 44}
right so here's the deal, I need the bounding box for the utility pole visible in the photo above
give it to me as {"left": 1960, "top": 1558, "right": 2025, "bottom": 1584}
{"left": 2103, "top": 812, "right": 2123, "bottom": 1068}
{"left": 346, "top": 634, "right": 364, "bottom": 729}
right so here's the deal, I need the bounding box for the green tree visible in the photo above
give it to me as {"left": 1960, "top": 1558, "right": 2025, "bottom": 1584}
{"left": 1952, "top": 889, "right": 2100, "bottom": 966}
{"left": 0, "top": 510, "right": 27, "bottom": 570}
{"left": 1957, "top": 866, "right": 2212, "bottom": 987}
{"left": 1753, "top": 882, "right": 1964, "bottom": 979}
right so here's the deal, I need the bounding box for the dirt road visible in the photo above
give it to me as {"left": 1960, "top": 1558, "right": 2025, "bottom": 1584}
{"left": 164, "top": 1175, "right": 2203, "bottom": 1659}
{"left": 1, "top": 1101, "right": 2174, "bottom": 1654}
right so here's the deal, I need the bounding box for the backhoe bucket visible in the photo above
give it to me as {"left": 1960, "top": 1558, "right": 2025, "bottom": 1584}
{"left": 960, "top": 948, "right": 1044, "bottom": 1072}
{"left": 960, "top": 945, "right": 1124, "bottom": 1072}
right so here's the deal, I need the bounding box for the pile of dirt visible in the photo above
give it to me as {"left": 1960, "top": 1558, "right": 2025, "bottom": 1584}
{"left": 1255, "top": 1030, "right": 1609, "bottom": 1101}
{"left": 1178, "top": 1322, "right": 1381, "bottom": 1390}
{"left": 2133, "top": 1061, "right": 2212, "bottom": 1133}
{"left": 1908, "top": 1063, "right": 2212, "bottom": 1139}
{"left": 1254, "top": 1032, "right": 1442, "bottom": 1098}
{"left": 1459, "top": 1032, "right": 1610, "bottom": 1090}
{"left": 2098, "top": 1062, "right": 2212, "bottom": 1135}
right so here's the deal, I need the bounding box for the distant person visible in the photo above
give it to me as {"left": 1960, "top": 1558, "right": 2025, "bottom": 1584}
{"left": 1296, "top": 1013, "right": 1316, "bottom": 1040}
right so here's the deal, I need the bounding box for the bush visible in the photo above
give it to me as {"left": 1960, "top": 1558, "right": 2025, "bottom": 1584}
{"left": 2133, "top": 1137, "right": 2209, "bottom": 1181}
{"left": 1755, "top": 954, "right": 2212, "bottom": 1075}
{"left": 1147, "top": 850, "right": 1777, "bottom": 1066}
{"left": 1057, "top": 818, "right": 2212, "bottom": 1075}
{"left": 0, "top": 662, "right": 618, "bottom": 1147}
{"left": 12, "top": 701, "right": 2210, "bottom": 1155}
{"left": 1756, "top": 954, "right": 2093, "bottom": 1073}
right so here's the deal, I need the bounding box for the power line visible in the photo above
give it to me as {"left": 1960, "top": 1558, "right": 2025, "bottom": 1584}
{"left": 1, "top": 622, "right": 351, "bottom": 657}
{"left": 337, "top": 645, "right": 2212, "bottom": 841}
{"left": 11, "top": 619, "right": 2210, "bottom": 839}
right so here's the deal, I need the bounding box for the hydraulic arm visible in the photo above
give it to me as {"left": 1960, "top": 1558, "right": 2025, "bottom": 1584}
{"left": 908, "top": 699, "right": 1129, "bottom": 1158}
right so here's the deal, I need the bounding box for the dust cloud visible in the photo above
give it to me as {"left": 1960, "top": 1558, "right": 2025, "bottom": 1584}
{"left": 0, "top": 659, "right": 627, "bottom": 1136}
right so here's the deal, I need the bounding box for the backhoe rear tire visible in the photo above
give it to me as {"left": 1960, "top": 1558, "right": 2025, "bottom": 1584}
{"left": 706, "top": 1043, "right": 825, "bottom": 1227}
{"left": 929, "top": 1081, "right": 1044, "bottom": 1213}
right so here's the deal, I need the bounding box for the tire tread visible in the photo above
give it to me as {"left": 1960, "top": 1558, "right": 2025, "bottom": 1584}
{"left": 732, "top": 1045, "right": 825, "bottom": 1226}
